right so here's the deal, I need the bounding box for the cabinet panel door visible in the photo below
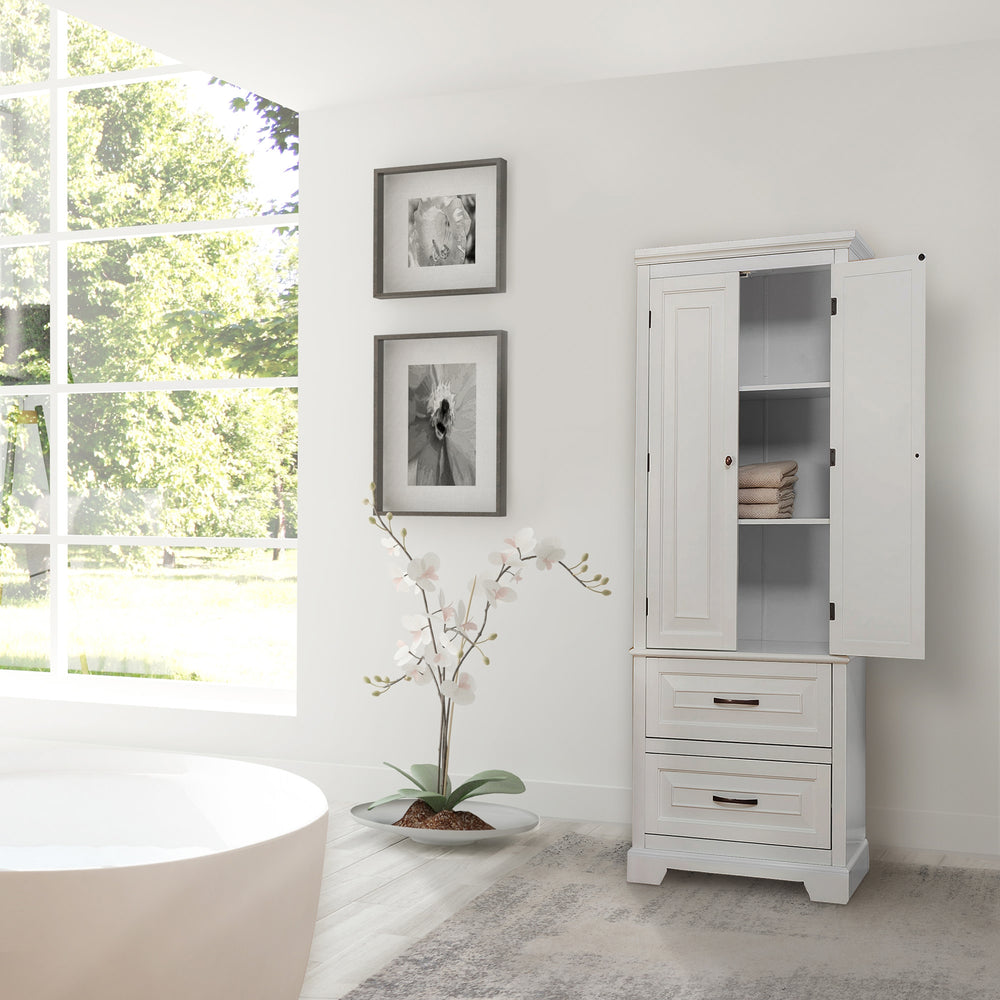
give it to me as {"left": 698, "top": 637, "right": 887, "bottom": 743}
{"left": 830, "top": 256, "right": 925, "bottom": 658}
{"left": 646, "top": 274, "right": 739, "bottom": 649}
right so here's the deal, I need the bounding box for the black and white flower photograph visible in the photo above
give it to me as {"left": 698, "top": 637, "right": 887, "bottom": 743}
{"left": 407, "top": 362, "right": 477, "bottom": 486}
{"left": 408, "top": 195, "right": 476, "bottom": 267}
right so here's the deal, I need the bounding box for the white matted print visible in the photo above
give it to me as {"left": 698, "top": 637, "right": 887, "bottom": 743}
{"left": 374, "top": 331, "right": 506, "bottom": 515}
{"left": 374, "top": 159, "right": 506, "bottom": 298}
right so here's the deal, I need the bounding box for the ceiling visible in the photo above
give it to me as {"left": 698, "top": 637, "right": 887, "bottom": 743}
{"left": 58, "top": 0, "right": 1000, "bottom": 112}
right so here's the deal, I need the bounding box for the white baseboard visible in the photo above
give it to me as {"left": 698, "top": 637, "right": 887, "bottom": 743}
{"left": 260, "top": 758, "right": 632, "bottom": 824}
{"left": 868, "top": 805, "right": 1000, "bottom": 856}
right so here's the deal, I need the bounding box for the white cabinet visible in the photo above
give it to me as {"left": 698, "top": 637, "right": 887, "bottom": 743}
{"left": 630, "top": 232, "right": 925, "bottom": 903}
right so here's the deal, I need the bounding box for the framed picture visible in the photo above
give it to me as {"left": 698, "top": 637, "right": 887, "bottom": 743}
{"left": 374, "top": 158, "right": 507, "bottom": 298}
{"left": 374, "top": 330, "right": 506, "bottom": 516}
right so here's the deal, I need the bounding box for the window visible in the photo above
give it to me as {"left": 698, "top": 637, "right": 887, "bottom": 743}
{"left": 0, "top": 3, "right": 298, "bottom": 709}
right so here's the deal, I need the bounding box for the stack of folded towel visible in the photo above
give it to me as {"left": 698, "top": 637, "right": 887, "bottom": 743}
{"left": 738, "top": 460, "right": 797, "bottom": 519}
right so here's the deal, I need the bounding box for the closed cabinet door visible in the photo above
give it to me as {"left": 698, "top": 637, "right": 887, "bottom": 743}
{"left": 646, "top": 273, "right": 739, "bottom": 649}
{"left": 830, "top": 255, "right": 925, "bottom": 658}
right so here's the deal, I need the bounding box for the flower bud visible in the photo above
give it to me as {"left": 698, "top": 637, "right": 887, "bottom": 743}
{"left": 581, "top": 553, "right": 589, "bottom": 561}
{"left": 483, "top": 656, "right": 490, "bottom": 665}
{"left": 601, "top": 589, "right": 611, "bottom": 596}
{"left": 368, "top": 516, "right": 376, "bottom": 524}
{"left": 363, "top": 676, "right": 371, "bottom": 684}
{"left": 372, "top": 690, "right": 381, "bottom": 696}
{"left": 369, "top": 482, "right": 376, "bottom": 491}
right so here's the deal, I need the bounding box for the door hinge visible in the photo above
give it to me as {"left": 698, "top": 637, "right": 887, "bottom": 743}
{"left": 645, "top": 598, "right": 649, "bottom": 616}
{"left": 829, "top": 602, "right": 836, "bottom": 621}
{"left": 829, "top": 448, "right": 836, "bottom": 467}
{"left": 648, "top": 310, "right": 652, "bottom": 328}
{"left": 831, "top": 297, "right": 838, "bottom": 316}
{"left": 647, "top": 453, "right": 650, "bottom": 473}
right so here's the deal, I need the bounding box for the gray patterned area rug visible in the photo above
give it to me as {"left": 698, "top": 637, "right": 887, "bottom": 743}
{"left": 343, "top": 833, "right": 1000, "bottom": 1000}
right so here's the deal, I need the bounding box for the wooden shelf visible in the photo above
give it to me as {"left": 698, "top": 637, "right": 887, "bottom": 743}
{"left": 739, "top": 381, "right": 830, "bottom": 400}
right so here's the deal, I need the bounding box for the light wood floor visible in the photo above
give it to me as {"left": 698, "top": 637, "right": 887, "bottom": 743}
{"left": 298, "top": 803, "right": 630, "bottom": 999}
{"left": 299, "top": 803, "right": 1000, "bottom": 1000}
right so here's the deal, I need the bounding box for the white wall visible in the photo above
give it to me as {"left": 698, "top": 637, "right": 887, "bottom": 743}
{"left": 4, "top": 40, "right": 998, "bottom": 854}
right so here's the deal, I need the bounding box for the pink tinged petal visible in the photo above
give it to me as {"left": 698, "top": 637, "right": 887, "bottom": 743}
{"left": 534, "top": 538, "right": 565, "bottom": 571}
{"left": 504, "top": 527, "right": 536, "bottom": 556}
{"left": 406, "top": 664, "right": 431, "bottom": 685}
{"left": 442, "top": 672, "right": 476, "bottom": 705}
{"left": 430, "top": 648, "right": 458, "bottom": 671}
{"left": 408, "top": 553, "right": 440, "bottom": 592}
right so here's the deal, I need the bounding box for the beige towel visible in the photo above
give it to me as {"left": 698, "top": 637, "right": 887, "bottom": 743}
{"left": 738, "top": 460, "right": 798, "bottom": 489}
{"left": 738, "top": 485, "right": 796, "bottom": 503}
{"left": 738, "top": 502, "right": 794, "bottom": 519}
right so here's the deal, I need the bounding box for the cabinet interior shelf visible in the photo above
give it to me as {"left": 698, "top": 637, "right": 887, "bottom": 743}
{"left": 738, "top": 517, "right": 830, "bottom": 525}
{"left": 738, "top": 381, "right": 831, "bottom": 400}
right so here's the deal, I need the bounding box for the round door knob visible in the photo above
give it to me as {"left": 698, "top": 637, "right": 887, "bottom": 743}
{"left": 725, "top": 455, "right": 733, "bottom": 467}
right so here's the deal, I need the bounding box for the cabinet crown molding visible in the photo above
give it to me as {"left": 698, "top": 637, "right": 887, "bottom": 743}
{"left": 635, "top": 231, "right": 872, "bottom": 266}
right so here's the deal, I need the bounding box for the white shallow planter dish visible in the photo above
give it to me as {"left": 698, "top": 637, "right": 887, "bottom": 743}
{"left": 352, "top": 799, "right": 539, "bottom": 845}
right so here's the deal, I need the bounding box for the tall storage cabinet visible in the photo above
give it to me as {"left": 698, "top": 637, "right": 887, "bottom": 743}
{"left": 629, "top": 232, "right": 925, "bottom": 903}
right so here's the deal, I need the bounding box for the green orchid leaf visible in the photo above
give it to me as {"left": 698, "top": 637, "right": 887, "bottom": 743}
{"left": 382, "top": 761, "right": 423, "bottom": 789}
{"left": 413, "top": 792, "right": 448, "bottom": 812}
{"left": 367, "top": 787, "right": 448, "bottom": 812}
{"left": 367, "top": 787, "right": 424, "bottom": 809}
{"left": 409, "top": 763, "right": 452, "bottom": 795}
{"left": 446, "top": 770, "right": 525, "bottom": 809}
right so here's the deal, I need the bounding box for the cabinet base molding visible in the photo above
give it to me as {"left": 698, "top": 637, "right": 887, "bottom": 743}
{"left": 626, "top": 839, "right": 869, "bottom": 904}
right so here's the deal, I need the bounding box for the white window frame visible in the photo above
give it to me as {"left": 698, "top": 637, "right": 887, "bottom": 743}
{"left": 0, "top": 8, "right": 298, "bottom": 715}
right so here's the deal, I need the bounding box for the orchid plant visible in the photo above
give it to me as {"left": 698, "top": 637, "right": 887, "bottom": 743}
{"left": 363, "top": 485, "right": 610, "bottom": 814}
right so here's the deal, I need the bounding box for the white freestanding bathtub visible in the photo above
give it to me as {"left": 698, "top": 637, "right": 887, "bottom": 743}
{"left": 0, "top": 745, "right": 329, "bottom": 1000}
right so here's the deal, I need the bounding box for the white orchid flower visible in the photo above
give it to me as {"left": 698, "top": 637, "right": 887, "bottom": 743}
{"left": 381, "top": 535, "right": 404, "bottom": 557}
{"left": 401, "top": 614, "right": 430, "bottom": 650}
{"left": 407, "top": 553, "right": 440, "bottom": 592}
{"left": 481, "top": 577, "right": 518, "bottom": 606}
{"left": 489, "top": 548, "right": 524, "bottom": 570}
{"left": 504, "top": 527, "right": 536, "bottom": 556}
{"left": 534, "top": 538, "right": 565, "bottom": 571}
{"left": 393, "top": 640, "right": 417, "bottom": 666}
{"left": 429, "top": 647, "right": 458, "bottom": 672}
{"left": 405, "top": 663, "right": 431, "bottom": 685}
{"left": 438, "top": 593, "right": 457, "bottom": 624}
{"left": 441, "top": 672, "right": 476, "bottom": 705}
{"left": 389, "top": 564, "right": 412, "bottom": 592}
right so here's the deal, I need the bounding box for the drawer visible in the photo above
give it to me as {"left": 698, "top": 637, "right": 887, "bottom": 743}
{"left": 644, "top": 753, "right": 831, "bottom": 849}
{"left": 645, "top": 658, "right": 832, "bottom": 746}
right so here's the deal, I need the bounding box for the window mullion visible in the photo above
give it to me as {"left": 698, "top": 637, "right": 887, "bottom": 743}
{"left": 48, "top": 10, "right": 69, "bottom": 677}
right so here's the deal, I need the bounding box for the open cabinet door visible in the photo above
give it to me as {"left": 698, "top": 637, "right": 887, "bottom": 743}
{"left": 646, "top": 272, "right": 739, "bottom": 650}
{"left": 830, "top": 255, "right": 925, "bottom": 658}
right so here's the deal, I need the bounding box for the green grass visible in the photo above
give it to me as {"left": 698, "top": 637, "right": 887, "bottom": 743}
{"left": 0, "top": 548, "right": 296, "bottom": 687}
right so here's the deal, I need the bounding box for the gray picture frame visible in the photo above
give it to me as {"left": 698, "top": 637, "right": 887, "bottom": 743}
{"left": 374, "top": 158, "right": 507, "bottom": 298}
{"left": 373, "top": 330, "right": 507, "bottom": 516}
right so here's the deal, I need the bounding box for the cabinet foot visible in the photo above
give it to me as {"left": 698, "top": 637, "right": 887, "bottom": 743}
{"left": 626, "top": 841, "right": 870, "bottom": 904}
{"left": 627, "top": 847, "right": 672, "bottom": 885}
{"left": 802, "top": 842, "right": 870, "bottom": 904}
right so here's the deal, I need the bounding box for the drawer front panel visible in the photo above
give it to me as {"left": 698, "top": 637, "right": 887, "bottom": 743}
{"left": 645, "top": 658, "right": 832, "bottom": 746}
{"left": 644, "top": 753, "right": 831, "bottom": 849}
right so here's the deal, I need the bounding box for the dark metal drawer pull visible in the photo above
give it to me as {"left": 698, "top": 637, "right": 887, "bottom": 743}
{"left": 713, "top": 697, "right": 760, "bottom": 706}
{"left": 712, "top": 795, "right": 759, "bottom": 807}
